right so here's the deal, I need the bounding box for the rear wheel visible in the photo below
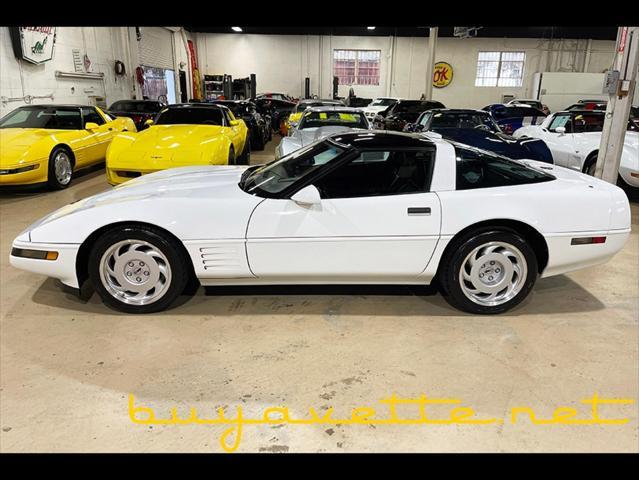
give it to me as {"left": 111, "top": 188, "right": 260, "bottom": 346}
{"left": 47, "top": 147, "right": 74, "bottom": 189}
{"left": 88, "top": 225, "right": 190, "bottom": 313}
{"left": 438, "top": 230, "right": 538, "bottom": 314}
{"left": 584, "top": 152, "right": 598, "bottom": 176}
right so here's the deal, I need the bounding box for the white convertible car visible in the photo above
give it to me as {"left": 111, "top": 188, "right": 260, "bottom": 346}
{"left": 10, "top": 131, "right": 631, "bottom": 315}
{"left": 275, "top": 106, "right": 370, "bottom": 159}
{"left": 513, "top": 109, "right": 639, "bottom": 190}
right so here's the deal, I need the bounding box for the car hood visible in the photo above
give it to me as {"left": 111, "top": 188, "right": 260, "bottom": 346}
{"left": 28, "top": 166, "right": 250, "bottom": 229}
{"left": 297, "top": 126, "right": 356, "bottom": 146}
{"left": 0, "top": 128, "right": 57, "bottom": 165}
{"left": 124, "top": 124, "right": 225, "bottom": 151}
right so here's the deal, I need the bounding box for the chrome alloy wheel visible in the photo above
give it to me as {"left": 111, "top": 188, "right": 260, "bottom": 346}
{"left": 53, "top": 151, "right": 73, "bottom": 185}
{"left": 459, "top": 241, "right": 528, "bottom": 307}
{"left": 99, "top": 240, "right": 172, "bottom": 306}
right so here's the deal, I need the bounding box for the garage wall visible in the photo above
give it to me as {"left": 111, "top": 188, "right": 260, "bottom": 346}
{"left": 0, "top": 27, "right": 136, "bottom": 117}
{"left": 196, "top": 33, "right": 617, "bottom": 109}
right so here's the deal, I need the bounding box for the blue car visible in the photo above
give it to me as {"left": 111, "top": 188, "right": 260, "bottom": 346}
{"left": 482, "top": 104, "right": 548, "bottom": 135}
{"left": 404, "top": 109, "right": 553, "bottom": 164}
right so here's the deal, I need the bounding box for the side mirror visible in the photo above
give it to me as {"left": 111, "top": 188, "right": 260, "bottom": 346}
{"left": 555, "top": 126, "right": 566, "bottom": 135}
{"left": 85, "top": 122, "right": 99, "bottom": 130}
{"left": 290, "top": 185, "right": 321, "bottom": 206}
{"left": 230, "top": 120, "right": 240, "bottom": 126}
{"left": 145, "top": 119, "right": 154, "bottom": 126}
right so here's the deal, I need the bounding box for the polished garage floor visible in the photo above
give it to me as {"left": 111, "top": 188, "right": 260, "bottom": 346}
{"left": 1, "top": 140, "right": 637, "bottom": 453}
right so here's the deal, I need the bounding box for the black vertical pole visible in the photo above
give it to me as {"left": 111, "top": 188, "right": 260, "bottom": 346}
{"left": 304, "top": 77, "right": 310, "bottom": 99}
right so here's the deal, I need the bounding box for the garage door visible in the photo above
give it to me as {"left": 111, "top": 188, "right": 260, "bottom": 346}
{"left": 139, "top": 27, "right": 174, "bottom": 70}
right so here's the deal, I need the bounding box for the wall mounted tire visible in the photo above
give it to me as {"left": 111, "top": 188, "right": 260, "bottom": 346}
{"left": 47, "top": 147, "right": 74, "bottom": 190}
{"left": 88, "top": 225, "right": 191, "bottom": 314}
{"left": 438, "top": 230, "right": 538, "bottom": 315}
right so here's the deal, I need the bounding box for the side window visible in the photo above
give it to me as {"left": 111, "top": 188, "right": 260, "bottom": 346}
{"left": 548, "top": 114, "right": 572, "bottom": 133}
{"left": 456, "top": 147, "right": 554, "bottom": 190}
{"left": 81, "top": 107, "right": 105, "bottom": 126}
{"left": 573, "top": 114, "right": 604, "bottom": 133}
{"left": 314, "top": 149, "right": 435, "bottom": 199}
{"left": 419, "top": 112, "right": 433, "bottom": 127}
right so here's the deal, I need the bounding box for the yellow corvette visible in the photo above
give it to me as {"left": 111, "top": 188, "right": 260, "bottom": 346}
{"left": 106, "top": 103, "right": 249, "bottom": 185}
{"left": 0, "top": 104, "right": 136, "bottom": 189}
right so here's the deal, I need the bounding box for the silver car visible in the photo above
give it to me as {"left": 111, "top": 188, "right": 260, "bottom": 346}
{"left": 276, "top": 106, "right": 371, "bottom": 158}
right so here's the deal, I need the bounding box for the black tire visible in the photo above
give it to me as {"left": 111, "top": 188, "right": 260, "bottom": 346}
{"left": 584, "top": 152, "right": 598, "bottom": 176}
{"left": 237, "top": 138, "right": 251, "bottom": 165}
{"left": 47, "top": 146, "right": 74, "bottom": 190}
{"left": 438, "top": 229, "right": 538, "bottom": 315}
{"left": 228, "top": 145, "right": 235, "bottom": 165}
{"left": 88, "top": 225, "right": 191, "bottom": 314}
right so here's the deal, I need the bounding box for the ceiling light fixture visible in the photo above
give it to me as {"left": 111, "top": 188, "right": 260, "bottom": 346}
{"left": 231, "top": 26, "right": 242, "bottom": 32}
{"left": 367, "top": 26, "right": 376, "bottom": 30}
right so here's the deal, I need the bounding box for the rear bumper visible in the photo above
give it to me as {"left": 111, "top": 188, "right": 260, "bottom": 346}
{"left": 542, "top": 229, "right": 631, "bottom": 278}
{"left": 10, "top": 239, "right": 80, "bottom": 288}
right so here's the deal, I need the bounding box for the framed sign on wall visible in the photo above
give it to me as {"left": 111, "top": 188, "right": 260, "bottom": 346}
{"left": 433, "top": 61, "right": 453, "bottom": 88}
{"left": 9, "top": 27, "right": 57, "bottom": 65}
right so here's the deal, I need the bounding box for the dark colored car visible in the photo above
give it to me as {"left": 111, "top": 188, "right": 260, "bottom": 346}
{"left": 374, "top": 100, "right": 445, "bottom": 131}
{"left": 482, "top": 104, "right": 547, "bottom": 135}
{"left": 405, "top": 109, "right": 554, "bottom": 164}
{"left": 566, "top": 101, "right": 607, "bottom": 111}
{"left": 254, "top": 98, "right": 296, "bottom": 132}
{"left": 107, "top": 100, "right": 164, "bottom": 130}
{"left": 212, "top": 100, "right": 271, "bottom": 150}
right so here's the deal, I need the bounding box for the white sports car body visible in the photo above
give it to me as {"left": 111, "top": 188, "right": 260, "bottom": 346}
{"left": 10, "top": 131, "right": 631, "bottom": 315}
{"left": 276, "top": 106, "right": 371, "bottom": 158}
{"left": 513, "top": 109, "right": 639, "bottom": 189}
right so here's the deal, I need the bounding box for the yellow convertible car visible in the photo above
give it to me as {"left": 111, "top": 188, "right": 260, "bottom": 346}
{"left": 106, "top": 103, "right": 249, "bottom": 185}
{"left": 0, "top": 104, "right": 136, "bottom": 189}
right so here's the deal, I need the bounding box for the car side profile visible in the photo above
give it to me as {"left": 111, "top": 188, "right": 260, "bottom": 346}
{"left": 0, "top": 105, "right": 136, "bottom": 189}
{"left": 482, "top": 104, "right": 548, "bottom": 135}
{"left": 10, "top": 131, "right": 630, "bottom": 316}
{"left": 105, "top": 103, "right": 249, "bottom": 185}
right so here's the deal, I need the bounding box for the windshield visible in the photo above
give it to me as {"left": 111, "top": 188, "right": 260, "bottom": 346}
{"left": 241, "top": 140, "right": 345, "bottom": 197}
{"left": 395, "top": 101, "right": 443, "bottom": 113}
{"left": 154, "top": 107, "right": 224, "bottom": 126}
{"left": 109, "top": 101, "right": 161, "bottom": 113}
{"left": 369, "top": 98, "right": 396, "bottom": 107}
{"left": 0, "top": 106, "right": 82, "bottom": 130}
{"left": 298, "top": 111, "right": 368, "bottom": 129}
{"left": 427, "top": 112, "right": 500, "bottom": 132}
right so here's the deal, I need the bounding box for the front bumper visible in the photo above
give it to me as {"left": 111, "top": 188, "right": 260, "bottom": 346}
{"left": 0, "top": 161, "right": 47, "bottom": 186}
{"left": 10, "top": 239, "right": 81, "bottom": 288}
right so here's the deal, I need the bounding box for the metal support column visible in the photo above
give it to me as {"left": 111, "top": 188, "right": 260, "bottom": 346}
{"left": 424, "top": 27, "right": 438, "bottom": 100}
{"left": 595, "top": 26, "right": 639, "bottom": 184}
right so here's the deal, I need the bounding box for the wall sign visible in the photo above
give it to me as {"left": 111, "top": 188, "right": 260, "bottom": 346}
{"left": 9, "top": 27, "right": 57, "bottom": 64}
{"left": 433, "top": 61, "right": 453, "bottom": 88}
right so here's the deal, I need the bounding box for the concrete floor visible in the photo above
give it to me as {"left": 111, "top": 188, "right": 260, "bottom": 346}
{"left": 0, "top": 138, "right": 637, "bottom": 453}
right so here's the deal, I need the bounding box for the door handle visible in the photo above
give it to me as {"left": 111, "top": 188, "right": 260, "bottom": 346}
{"left": 407, "top": 207, "right": 431, "bottom": 215}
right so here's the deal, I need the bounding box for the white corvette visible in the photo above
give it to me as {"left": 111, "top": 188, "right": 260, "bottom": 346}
{"left": 513, "top": 109, "right": 639, "bottom": 190}
{"left": 10, "top": 131, "right": 631, "bottom": 315}
{"left": 275, "top": 106, "right": 371, "bottom": 159}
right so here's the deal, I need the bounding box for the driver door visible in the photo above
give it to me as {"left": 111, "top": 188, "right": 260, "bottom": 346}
{"left": 246, "top": 149, "right": 441, "bottom": 281}
{"left": 543, "top": 113, "right": 580, "bottom": 170}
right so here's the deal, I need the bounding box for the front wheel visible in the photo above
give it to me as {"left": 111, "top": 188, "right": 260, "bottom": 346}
{"left": 227, "top": 145, "right": 235, "bottom": 165}
{"left": 438, "top": 230, "right": 538, "bottom": 314}
{"left": 88, "top": 226, "right": 191, "bottom": 313}
{"left": 47, "top": 147, "right": 74, "bottom": 190}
